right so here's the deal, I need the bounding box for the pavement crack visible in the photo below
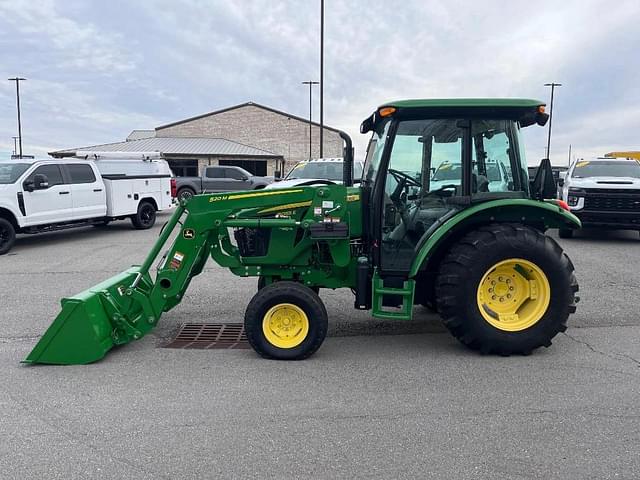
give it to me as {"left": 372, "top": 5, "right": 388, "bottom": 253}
{"left": 562, "top": 332, "right": 640, "bottom": 369}
{"left": 0, "top": 334, "right": 42, "bottom": 343}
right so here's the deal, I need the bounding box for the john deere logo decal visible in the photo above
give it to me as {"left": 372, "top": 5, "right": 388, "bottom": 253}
{"left": 183, "top": 228, "right": 195, "bottom": 239}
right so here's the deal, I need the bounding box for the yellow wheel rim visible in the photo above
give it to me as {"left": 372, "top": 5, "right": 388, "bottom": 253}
{"left": 262, "top": 303, "right": 310, "bottom": 349}
{"left": 476, "top": 258, "right": 551, "bottom": 332}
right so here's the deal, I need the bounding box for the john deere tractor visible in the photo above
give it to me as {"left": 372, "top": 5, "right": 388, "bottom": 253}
{"left": 26, "top": 99, "right": 580, "bottom": 365}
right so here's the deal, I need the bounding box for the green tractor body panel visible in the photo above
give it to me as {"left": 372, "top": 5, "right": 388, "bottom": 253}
{"left": 408, "top": 199, "right": 581, "bottom": 278}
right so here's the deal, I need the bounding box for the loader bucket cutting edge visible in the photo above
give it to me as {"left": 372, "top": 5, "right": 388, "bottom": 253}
{"left": 23, "top": 268, "right": 146, "bottom": 365}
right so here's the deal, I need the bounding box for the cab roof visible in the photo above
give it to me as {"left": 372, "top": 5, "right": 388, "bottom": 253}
{"left": 380, "top": 98, "right": 545, "bottom": 109}
{"left": 361, "top": 98, "right": 548, "bottom": 133}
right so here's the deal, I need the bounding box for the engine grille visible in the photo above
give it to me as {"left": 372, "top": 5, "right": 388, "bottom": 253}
{"left": 584, "top": 189, "right": 640, "bottom": 211}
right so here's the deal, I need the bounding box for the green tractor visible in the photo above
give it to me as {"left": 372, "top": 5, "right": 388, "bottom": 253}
{"left": 25, "top": 99, "right": 580, "bottom": 365}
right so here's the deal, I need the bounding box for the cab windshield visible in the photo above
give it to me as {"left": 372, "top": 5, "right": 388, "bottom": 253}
{"left": 572, "top": 160, "right": 640, "bottom": 178}
{"left": 0, "top": 163, "right": 30, "bottom": 184}
{"left": 363, "top": 117, "right": 526, "bottom": 192}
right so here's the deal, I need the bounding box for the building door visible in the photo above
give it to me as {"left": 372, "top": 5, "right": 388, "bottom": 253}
{"left": 219, "top": 159, "right": 267, "bottom": 176}
{"left": 167, "top": 159, "right": 198, "bottom": 177}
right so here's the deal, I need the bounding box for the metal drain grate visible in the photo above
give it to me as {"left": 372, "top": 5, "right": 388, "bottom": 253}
{"left": 163, "top": 323, "right": 250, "bottom": 349}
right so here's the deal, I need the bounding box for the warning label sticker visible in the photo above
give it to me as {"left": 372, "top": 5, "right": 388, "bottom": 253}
{"left": 169, "top": 251, "right": 185, "bottom": 270}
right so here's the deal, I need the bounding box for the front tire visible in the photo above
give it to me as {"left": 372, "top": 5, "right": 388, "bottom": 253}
{"left": 436, "top": 224, "right": 578, "bottom": 355}
{"left": 131, "top": 201, "right": 156, "bottom": 229}
{"left": 0, "top": 218, "right": 16, "bottom": 255}
{"left": 245, "top": 281, "right": 328, "bottom": 360}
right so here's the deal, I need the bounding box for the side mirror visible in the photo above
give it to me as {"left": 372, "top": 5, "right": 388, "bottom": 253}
{"left": 557, "top": 178, "right": 564, "bottom": 187}
{"left": 531, "top": 158, "right": 557, "bottom": 199}
{"left": 274, "top": 170, "right": 281, "bottom": 179}
{"left": 241, "top": 176, "right": 248, "bottom": 181}
{"left": 34, "top": 174, "right": 50, "bottom": 190}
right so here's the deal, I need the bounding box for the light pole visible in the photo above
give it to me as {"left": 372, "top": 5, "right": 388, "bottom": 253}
{"left": 302, "top": 80, "right": 319, "bottom": 160}
{"left": 544, "top": 82, "right": 561, "bottom": 161}
{"left": 8, "top": 77, "right": 26, "bottom": 159}
{"left": 319, "top": 0, "right": 324, "bottom": 158}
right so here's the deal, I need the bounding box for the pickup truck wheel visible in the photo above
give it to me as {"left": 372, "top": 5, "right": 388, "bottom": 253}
{"left": 245, "top": 281, "right": 328, "bottom": 360}
{"left": 177, "top": 188, "right": 195, "bottom": 202}
{"left": 131, "top": 202, "right": 156, "bottom": 230}
{"left": 0, "top": 218, "right": 16, "bottom": 255}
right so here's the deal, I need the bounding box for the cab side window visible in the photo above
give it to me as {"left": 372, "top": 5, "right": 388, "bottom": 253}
{"left": 471, "top": 121, "right": 517, "bottom": 194}
{"left": 205, "top": 167, "right": 223, "bottom": 178}
{"left": 67, "top": 164, "right": 96, "bottom": 184}
{"left": 225, "top": 168, "right": 245, "bottom": 180}
{"left": 25, "top": 165, "right": 64, "bottom": 187}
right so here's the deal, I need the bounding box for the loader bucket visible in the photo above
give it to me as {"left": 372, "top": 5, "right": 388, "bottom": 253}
{"left": 24, "top": 268, "right": 152, "bottom": 365}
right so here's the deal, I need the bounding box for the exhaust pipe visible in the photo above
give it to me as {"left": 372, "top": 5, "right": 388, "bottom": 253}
{"left": 339, "top": 130, "right": 354, "bottom": 187}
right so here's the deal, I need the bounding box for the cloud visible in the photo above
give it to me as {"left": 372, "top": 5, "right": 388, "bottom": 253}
{"left": 0, "top": 0, "right": 639, "bottom": 163}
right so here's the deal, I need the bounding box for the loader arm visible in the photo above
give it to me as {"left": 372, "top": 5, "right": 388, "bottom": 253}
{"left": 25, "top": 186, "right": 361, "bottom": 365}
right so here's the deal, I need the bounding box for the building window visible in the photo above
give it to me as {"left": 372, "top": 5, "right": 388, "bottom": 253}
{"left": 167, "top": 159, "right": 198, "bottom": 177}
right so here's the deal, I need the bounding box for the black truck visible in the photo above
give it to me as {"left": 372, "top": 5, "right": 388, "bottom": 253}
{"left": 174, "top": 165, "right": 272, "bottom": 201}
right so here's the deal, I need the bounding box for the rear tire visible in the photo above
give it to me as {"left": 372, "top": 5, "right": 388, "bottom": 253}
{"left": 0, "top": 218, "right": 16, "bottom": 255}
{"left": 558, "top": 228, "right": 573, "bottom": 239}
{"left": 245, "top": 281, "right": 328, "bottom": 360}
{"left": 131, "top": 202, "right": 156, "bottom": 229}
{"left": 436, "top": 224, "right": 578, "bottom": 355}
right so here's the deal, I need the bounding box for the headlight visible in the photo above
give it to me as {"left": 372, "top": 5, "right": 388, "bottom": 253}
{"left": 567, "top": 195, "right": 579, "bottom": 206}
{"left": 568, "top": 187, "right": 585, "bottom": 194}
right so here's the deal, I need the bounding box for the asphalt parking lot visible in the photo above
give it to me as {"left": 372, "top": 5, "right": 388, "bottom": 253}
{"left": 1, "top": 211, "right": 639, "bottom": 479}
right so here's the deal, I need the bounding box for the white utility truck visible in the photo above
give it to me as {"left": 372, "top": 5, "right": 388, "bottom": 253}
{"left": 0, "top": 152, "right": 174, "bottom": 255}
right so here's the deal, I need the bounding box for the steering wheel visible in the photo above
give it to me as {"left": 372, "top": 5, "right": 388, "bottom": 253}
{"left": 388, "top": 169, "right": 421, "bottom": 188}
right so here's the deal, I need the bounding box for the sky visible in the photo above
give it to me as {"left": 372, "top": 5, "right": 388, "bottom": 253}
{"left": 1, "top": 0, "right": 639, "bottom": 165}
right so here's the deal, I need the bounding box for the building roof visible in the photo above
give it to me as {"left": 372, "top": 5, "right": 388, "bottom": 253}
{"left": 381, "top": 98, "right": 546, "bottom": 109}
{"left": 50, "top": 136, "right": 281, "bottom": 158}
{"left": 126, "top": 130, "right": 156, "bottom": 141}
{"left": 156, "top": 101, "right": 342, "bottom": 133}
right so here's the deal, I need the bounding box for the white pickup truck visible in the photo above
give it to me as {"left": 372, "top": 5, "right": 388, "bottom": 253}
{"left": 558, "top": 157, "right": 640, "bottom": 238}
{"left": 0, "top": 153, "right": 174, "bottom": 254}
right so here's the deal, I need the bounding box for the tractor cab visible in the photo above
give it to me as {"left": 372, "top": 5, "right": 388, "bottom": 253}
{"left": 359, "top": 99, "right": 547, "bottom": 273}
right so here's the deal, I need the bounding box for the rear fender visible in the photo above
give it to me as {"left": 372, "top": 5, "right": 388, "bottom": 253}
{"left": 409, "top": 199, "right": 580, "bottom": 278}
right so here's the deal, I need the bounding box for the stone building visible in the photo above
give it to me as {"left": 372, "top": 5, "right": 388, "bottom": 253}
{"left": 156, "top": 102, "right": 343, "bottom": 175}
{"left": 51, "top": 102, "right": 343, "bottom": 177}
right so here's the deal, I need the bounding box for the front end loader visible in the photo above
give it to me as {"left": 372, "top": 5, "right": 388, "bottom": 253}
{"left": 25, "top": 98, "right": 581, "bottom": 365}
